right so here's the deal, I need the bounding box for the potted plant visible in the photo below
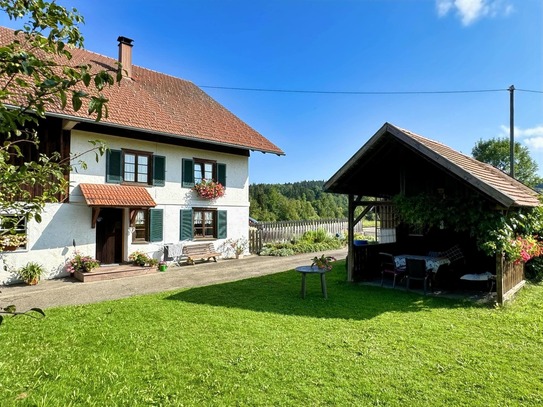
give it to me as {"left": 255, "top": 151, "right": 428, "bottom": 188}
{"left": 0, "top": 233, "right": 26, "bottom": 251}
{"left": 17, "top": 261, "right": 44, "bottom": 285}
{"left": 66, "top": 252, "right": 100, "bottom": 274}
{"left": 193, "top": 178, "right": 225, "bottom": 199}
{"left": 311, "top": 254, "right": 336, "bottom": 271}
{"left": 129, "top": 250, "right": 158, "bottom": 267}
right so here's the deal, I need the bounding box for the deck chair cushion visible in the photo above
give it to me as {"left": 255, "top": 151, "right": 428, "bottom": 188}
{"left": 439, "top": 245, "right": 464, "bottom": 263}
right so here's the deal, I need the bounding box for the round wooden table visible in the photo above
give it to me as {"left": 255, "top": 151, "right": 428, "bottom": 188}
{"left": 295, "top": 265, "right": 328, "bottom": 299}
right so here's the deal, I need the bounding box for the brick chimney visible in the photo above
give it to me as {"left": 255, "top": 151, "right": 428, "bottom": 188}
{"left": 117, "top": 36, "right": 133, "bottom": 78}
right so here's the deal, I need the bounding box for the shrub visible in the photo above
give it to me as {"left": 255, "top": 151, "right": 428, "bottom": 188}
{"left": 260, "top": 237, "right": 344, "bottom": 257}
{"left": 219, "top": 237, "right": 248, "bottom": 258}
{"left": 300, "top": 228, "right": 328, "bottom": 244}
{"left": 526, "top": 256, "right": 543, "bottom": 283}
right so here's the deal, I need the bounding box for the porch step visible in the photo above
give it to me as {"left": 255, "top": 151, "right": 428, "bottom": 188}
{"left": 74, "top": 264, "right": 157, "bottom": 282}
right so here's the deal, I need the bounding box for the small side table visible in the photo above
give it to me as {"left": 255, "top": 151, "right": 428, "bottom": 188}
{"left": 295, "top": 266, "right": 328, "bottom": 299}
{"left": 460, "top": 272, "right": 495, "bottom": 293}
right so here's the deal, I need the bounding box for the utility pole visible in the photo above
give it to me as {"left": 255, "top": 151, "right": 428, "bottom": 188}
{"left": 509, "top": 85, "right": 515, "bottom": 178}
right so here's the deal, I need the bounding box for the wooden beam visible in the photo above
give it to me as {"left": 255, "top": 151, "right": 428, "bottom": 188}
{"left": 62, "top": 119, "right": 79, "bottom": 130}
{"left": 91, "top": 207, "right": 101, "bottom": 229}
{"left": 347, "top": 194, "right": 355, "bottom": 282}
{"left": 129, "top": 209, "right": 138, "bottom": 225}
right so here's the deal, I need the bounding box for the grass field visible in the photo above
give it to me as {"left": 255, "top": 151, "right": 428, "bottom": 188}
{"left": 1, "top": 260, "right": 542, "bottom": 406}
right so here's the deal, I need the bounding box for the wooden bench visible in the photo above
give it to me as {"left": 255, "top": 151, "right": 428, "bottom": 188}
{"left": 182, "top": 243, "right": 221, "bottom": 265}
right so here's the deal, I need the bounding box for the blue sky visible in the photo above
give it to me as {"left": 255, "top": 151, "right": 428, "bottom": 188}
{"left": 1, "top": 0, "right": 542, "bottom": 184}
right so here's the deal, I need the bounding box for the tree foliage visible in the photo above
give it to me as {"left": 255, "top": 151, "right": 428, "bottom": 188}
{"left": 0, "top": 0, "right": 121, "bottom": 234}
{"left": 249, "top": 181, "right": 348, "bottom": 221}
{"left": 472, "top": 137, "right": 543, "bottom": 188}
{"left": 0, "top": 1, "right": 121, "bottom": 322}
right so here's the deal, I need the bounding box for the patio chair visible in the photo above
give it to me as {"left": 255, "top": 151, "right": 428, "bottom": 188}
{"left": 379, "top": 252, "right": 406, "bottom": 288}
{"left": 435, "top": 245, "right": 466, "bottom": 290}
{"left": 405, "top": 258, "right": 429, "bottom": 295}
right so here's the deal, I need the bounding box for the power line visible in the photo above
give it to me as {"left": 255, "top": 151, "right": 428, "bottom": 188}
{"left": 199, "top": 85, "right": 513, "bottom": 95}
{"left": 199, "top": 85, "right": 543, "bottom": 95}
{"left": 516, "top": 88, "right": 543, "bottom": 94}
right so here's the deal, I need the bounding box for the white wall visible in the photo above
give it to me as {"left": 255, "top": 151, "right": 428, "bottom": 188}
{"left": 0, "top": 203, "right": 96, "bottom": 284}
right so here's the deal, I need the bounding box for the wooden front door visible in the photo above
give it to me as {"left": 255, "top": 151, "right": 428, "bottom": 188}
{"left": 96, "top": 208, "right": 123, "bottom": 264}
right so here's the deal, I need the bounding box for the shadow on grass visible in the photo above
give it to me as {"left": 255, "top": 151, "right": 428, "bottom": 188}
{"left": 165, "top": 262, "right": 491, "bottom": 321}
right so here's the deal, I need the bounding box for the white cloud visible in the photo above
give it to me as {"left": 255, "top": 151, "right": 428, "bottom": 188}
{"left": 498, "top": 125, "right": 543, "bottom": 175}
{"left": 436, "top": 0, "right": 514, "bottom": 26}
{"left": 436, "top": 0, "right": 454, "bottom": 17}
{"left": 499, "top": 124, "right": 543, "bottom": 150}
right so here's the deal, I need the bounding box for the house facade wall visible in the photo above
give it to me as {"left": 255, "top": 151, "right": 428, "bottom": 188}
{"left": 0, "top": 129, "right": 250, "bottom": 285}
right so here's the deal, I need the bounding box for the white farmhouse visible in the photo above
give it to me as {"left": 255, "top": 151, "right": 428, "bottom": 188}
{"left": 0, "top": 28, "right": 284, "bottom": 284}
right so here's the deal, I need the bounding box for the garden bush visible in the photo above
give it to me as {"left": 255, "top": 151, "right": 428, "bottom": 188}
{"left": 526, "top": 256, "right": 543, "bottom": 283}
{"left": 260, "top": 228, "right": 344, "bottom": 256}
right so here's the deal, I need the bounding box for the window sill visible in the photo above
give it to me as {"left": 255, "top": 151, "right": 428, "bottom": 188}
{"left": 121, "top": 182, "right": 151, "bottom": 188}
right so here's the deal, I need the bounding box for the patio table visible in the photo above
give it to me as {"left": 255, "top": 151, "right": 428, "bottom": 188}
{"left": 394, "top": 254, "right": 451, "bottom": 274}
{"left": 295, "top": 266, "right": 328, "bottom": 299}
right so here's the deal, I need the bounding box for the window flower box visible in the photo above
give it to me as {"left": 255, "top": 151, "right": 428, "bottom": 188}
{"left": 0, "top": 234, "right": 26, "bottom": 251}
{"left": 193, "top": 179, "right": 225, "bottom": 199}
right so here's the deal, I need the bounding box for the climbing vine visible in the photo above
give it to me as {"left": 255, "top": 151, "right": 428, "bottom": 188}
{"left": 392, "top": 193, "right": 543, "bottom": 263}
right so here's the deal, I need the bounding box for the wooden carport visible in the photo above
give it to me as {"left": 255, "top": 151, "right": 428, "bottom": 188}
{"left": 324, "top": 122, "right": 541, "bottom": 304}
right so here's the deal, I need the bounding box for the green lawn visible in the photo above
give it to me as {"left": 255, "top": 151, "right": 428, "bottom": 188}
{"left": 1, "top": 260, "right": 542, "bottom": 406}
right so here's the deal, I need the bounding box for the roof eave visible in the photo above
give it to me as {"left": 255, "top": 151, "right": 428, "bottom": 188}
{"left": 41, "top": 109, "right": 284, "bottom": 155}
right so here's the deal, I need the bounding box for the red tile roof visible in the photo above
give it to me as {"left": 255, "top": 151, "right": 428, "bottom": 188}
{"left": 79, "top": 183, "right": 156, "bottom": 207}
{"left": 0, "top": 27, "right": 284, "bottom": 155}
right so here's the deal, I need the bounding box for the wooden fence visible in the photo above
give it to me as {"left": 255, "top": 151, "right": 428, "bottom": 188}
{"left": 248, "top": 218, "right": 366, "bottom": 254}
{"left": 496, "top": 254, "right": 525, "bottom": 305}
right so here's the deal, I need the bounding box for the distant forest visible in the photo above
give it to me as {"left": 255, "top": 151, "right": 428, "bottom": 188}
{"left": 249, "top": 181, "right": 350, "bottom": 221}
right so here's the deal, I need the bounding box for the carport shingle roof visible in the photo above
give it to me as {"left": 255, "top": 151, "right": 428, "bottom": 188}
{"left": 395, "top": 125, "right": 540, "bottom": 207}
{"left": 325, "top": 122, "right": 541, "bottom": 208}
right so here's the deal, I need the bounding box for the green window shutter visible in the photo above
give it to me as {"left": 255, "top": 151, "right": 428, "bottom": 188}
{"left": 153, "top": 155, "right": 166, "bottom": 186}
{"left": 217, "top": 163, "right": 226, "bottom": 187}
{"left": 182, "top": 159, "right": 194, "bottom": 188}
{"left": 149, "top": 209, "right": 163, "bottom": 242}
{"left": 217, "top": 210, "right": 227, "bottom": 239}
{"left": 180, "top": 209, "right": 193, "bottom": 240}
{"left": 106, "top": 149, "right": 122, "bottom": 183}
